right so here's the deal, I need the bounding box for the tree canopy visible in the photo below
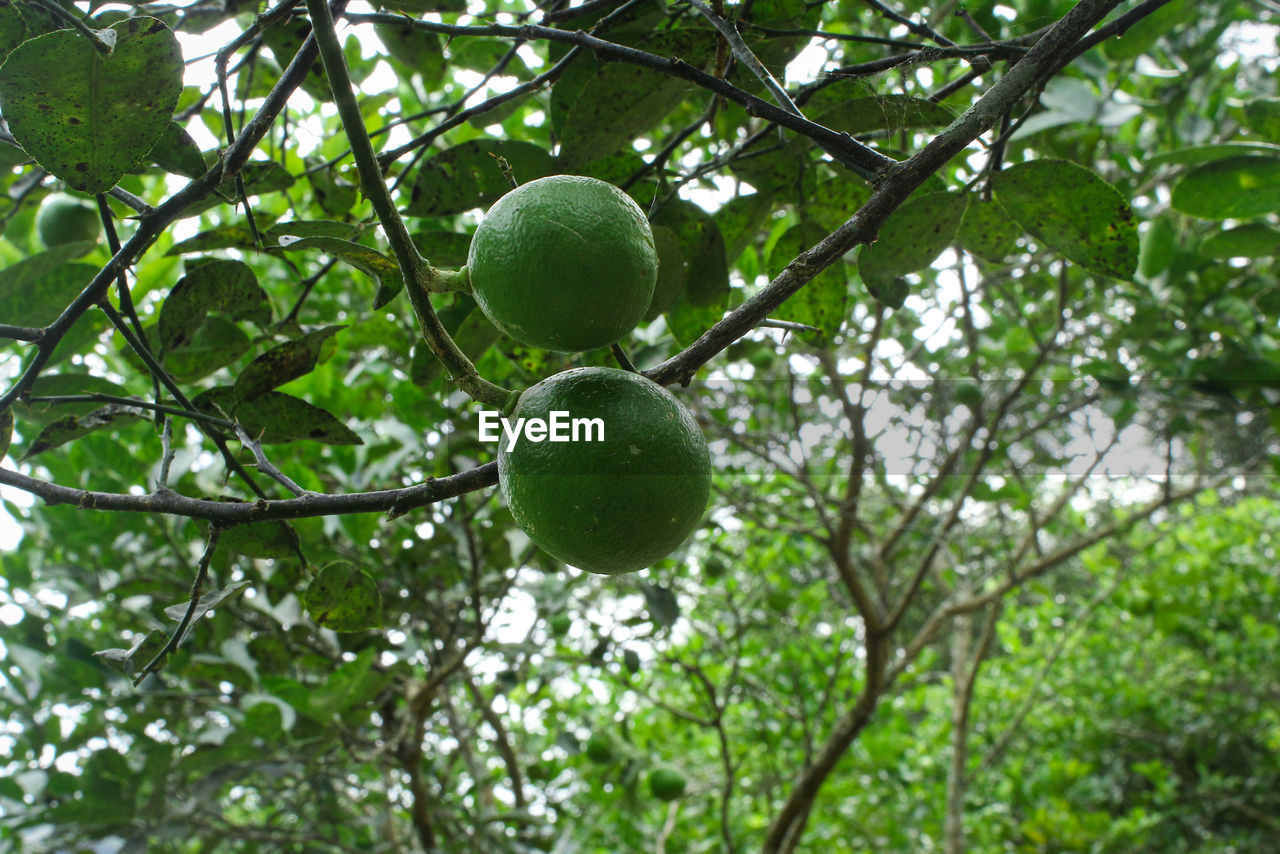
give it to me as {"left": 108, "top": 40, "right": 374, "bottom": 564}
{"left": 1, "top": 0, "right": 1278, "bottom": 851}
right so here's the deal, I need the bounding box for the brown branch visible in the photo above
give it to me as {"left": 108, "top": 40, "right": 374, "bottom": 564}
{"left": 0, "top": 461, "right": 497, "bottom": 522}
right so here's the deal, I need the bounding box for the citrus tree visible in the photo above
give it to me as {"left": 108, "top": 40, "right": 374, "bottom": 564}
{"left": 1, "top": 0, "right": 1278, "bottom": 851}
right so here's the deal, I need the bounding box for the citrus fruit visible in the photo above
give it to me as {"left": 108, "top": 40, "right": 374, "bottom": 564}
{"left": 585, "top": 732, "right": 615, "bottom": 764}
{"left": 548, "top": 613, "right": 572, "bottom": 635}
{"left": 466, "top": 175, "right": 658, "bottom": 352}
{"left": 647, "top": 767, "right": 687, "bottom": 801}
{"left": 497, "top": 367, "right": 711, "bottom": 575}
{"left": 36, "top": 196, "right": 100, "bottom": 248}
{"left": 953, "top": 381, "right": 983, "bottom": 409}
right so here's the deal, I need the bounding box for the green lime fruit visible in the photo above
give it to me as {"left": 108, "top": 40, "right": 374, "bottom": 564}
{"left": 703, "top": 557, "right": 727, "bottom": 579}
{"left": 497, "top": 367, "right": 711, "bottom": 575}
{"left": 647, "top": 766, "right": 687, "bottom": 801}
{"left": 548, "top": 613, "right": 572, "bottom": 636}
{"left": 467, "top": 175, "right": 658, "bottom": 352}
{"left": 585, "top": 732, "right": 615, "bottom": 764}
{"left": 953, "top": 381, "right": 983, "bottom": 409}
{"left": 37, "top": 196, "right": 101, "bottom": 248}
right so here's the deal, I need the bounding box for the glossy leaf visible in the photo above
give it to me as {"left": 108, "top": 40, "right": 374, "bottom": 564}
{"left": 1171, "top": 156, "right": 1280, "bottom": 219}
{"left": 1201, "top": 224, "right": 1280, "bottom": 259}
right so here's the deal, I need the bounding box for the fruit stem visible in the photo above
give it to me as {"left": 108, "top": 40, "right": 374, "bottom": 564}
{"left": 610, "top": 343, "right": 638, "bottom": 373}
{"left": 303, "top": 0, "right": 511, "bottom": 409}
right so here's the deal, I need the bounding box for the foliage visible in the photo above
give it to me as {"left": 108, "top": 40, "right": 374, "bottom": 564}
{"left": 0, "top": 0, "right": 1278, "bottom": 852}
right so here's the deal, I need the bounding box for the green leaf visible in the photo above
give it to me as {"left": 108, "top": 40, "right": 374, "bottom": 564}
{"left": 716, "top": 192, "right": 775, "bottom": 263}
{"left": 810, "top": 93, "right": 955, "bottom": 137}
{"left": 552, "top": 29, "right": 716, "bottom": 169}
{"left": 151, "top": 121, "right": 206, "bottom": 179}
{"left": 1170, "top": 156, "right": 1280, "bottom": 219}
{"left": 219, "top": 518, "right": 301, "bottom": 559}
{"left": 20, "top": 405, "right": 146, "bottom": 459}
{"left": 157, "top": 260, "right": 272, "bottom": 355}
{"left": 304, "top": 561, "right": 382, "bottom": 632}
{"left": 1138, "top": 218, "right": 1178, "bottom": 279}
{"left": 652, "top": 198, "right": 729, "bottom": 307}
{"left": 1100, "top": 0, "right": 1191, "bottom": 60}
{"left": 234, "top": 325, "right": 345, "bottom": 402}
{"left": 0, "top": 1, "right": 62, "bottom": 64}
{"left": 956, "top": 195, "right": 1022, "bottom": 263}
{"left": 165, "top": 224, "right": 258, "bottom": 255}
{"left": 306, "top": 164, "right": 359, "bottom": 217}
{"left": 769, "top": 223, "right": 847, "bottom": 344}
{"left": 272, "top": 235, "right": 404, "bottom": 309}
{"left": 1145, "top": 141, "right": 1280, "bottom": 167}
{"left": 376, "top": 22, "right": 445, "bottom": 87}
{"left": 645, "top": 225, "right": 687, "bottom": 321}
{"left": 408, "top": 139, "right": 555, "bottom": 217}
{"left": 639, "top": 583, "right": 679, "bottom": 628}
{"left": 94, "top": 630, "right": 166, "bottom": 677}
{"left": 860, "top": 191, "right": 967, "bottom": 288}
{"left": 261, "top": 20, "right": 329, "bottom": 101}
{"left": 992, "top": 160, "right": 1137, "bottom": 279}
{"left": 1200, "top": 224, "right": 1280, "bottom": 259}
{"left": 412, "top": 230, "right": 473, "bottom": 269}
{"left": 264, "top": 220, "right": 362, "bottom": 243}
{"left": 0, "top": 260, "right": 98, "bottom": 327}
{"left": 665, "top": 295, "right": 726, "bottom": 349}
{"left": 1244, "top": 97, "right": 1280, "bottom": 142}
{"left": 0, "top": 17, "right": 184, "bottom": 194}
{"left": 412, "top": 299, "right": 501, "bottom": 386}
{"left": 865, "top": 277, "right": 909, "bottom": 310}
{"left": 163, "top": 315, "right": 252, "bottom": 382}
{"left": 194, "top": 387, "right": 362, "bottom": 445}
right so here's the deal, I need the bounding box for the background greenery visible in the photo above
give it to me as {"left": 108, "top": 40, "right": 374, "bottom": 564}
{"left": 1, "top": 0, "right": 1278, "bottom": 851}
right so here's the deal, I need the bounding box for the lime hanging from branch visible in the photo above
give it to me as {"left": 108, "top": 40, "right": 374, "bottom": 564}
{"left": 466, "top": 175, "right": 658, "bottom": 352}
{"left": 497, "top": 367, "right": 711, "bottom": 575}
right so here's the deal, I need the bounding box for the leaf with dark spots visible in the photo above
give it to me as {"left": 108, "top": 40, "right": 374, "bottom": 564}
{"left": 992, "top": 160, "right": 1138, "bottom": 279}
{"left": 219, "top": 520, "right": 301, "bottom": 560}
{"left": 859, "top": 190, "right": 967, "bottom": 291}
{"left": 408, "top": 139, "right": 555, "bottom": 217}
{"left": 194, "top": 387, "right": 362, "bottom": 446}
{"left": 271, "top": 236, "right": 404, "bottom": 309}
{"left": 303, "top": 561, "right": 381, "bottom": 632}
{"left": 157, "top": 260, "right": 271, "bottom": 355}
{"left": 0, "top": 17, "right": 183, "bottom": 193}
{"left": 234, "top": 325, "right": 345, "bottom": 402}
{"left": 21, "top": 405, "right": 147, "bottom": 459}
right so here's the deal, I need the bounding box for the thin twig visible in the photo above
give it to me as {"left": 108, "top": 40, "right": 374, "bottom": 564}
{"left": 133, "top": 525, "right": 225, "bottom": 685}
